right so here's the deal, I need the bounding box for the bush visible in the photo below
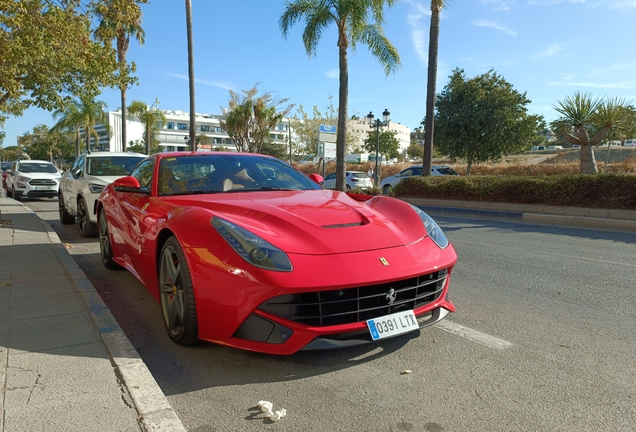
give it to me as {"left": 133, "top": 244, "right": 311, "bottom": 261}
{"left": 393, "top": 174, "right": 636, "bottom": 210}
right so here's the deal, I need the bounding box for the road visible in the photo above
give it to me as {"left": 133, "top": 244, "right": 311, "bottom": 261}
{"left": 28, "top": 198, "right": 636, "bottom": 431}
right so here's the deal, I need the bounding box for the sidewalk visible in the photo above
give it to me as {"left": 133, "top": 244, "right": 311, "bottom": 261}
{"left": 0, "top": 198, "right": 185, "bottom": 432}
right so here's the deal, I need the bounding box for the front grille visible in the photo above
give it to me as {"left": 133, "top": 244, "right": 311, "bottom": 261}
{"left": 28, "top": 179, "right": 57, "bottom": 186}
{"left": 258, "top": 268, "right": 447, "bottom": 327}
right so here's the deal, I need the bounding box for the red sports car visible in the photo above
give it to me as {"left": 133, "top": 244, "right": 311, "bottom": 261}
{"left": 97, "top": 152, "right": 457, "bottom": 355}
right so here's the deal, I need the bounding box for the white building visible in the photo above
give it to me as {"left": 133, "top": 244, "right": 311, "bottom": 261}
{"left": 107, "top": 109, "right": 291, "bottom": 153}
{"left": 348, "top": 117, "right": 411, "bottom": 155}
{"left": 103, "top": 107, "right": 410, "bottom": 157}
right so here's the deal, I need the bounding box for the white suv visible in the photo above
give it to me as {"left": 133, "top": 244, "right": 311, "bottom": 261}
{"left": 6, "top": 160, "right": 62, "bottom": 201}
{"left": 59, "top": 151, "right": 146, "bottom": 237}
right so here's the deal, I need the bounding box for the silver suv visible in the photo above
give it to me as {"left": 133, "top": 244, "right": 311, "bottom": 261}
{"left": 59, "top": 151, "right": 145, "bottom": 237}
{"left": 6, "top": 160, "right": 62, "bottom": 201}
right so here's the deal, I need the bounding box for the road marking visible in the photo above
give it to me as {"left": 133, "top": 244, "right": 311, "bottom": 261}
{"left": 434, "top": 320, "right": 513, "bottom": 350}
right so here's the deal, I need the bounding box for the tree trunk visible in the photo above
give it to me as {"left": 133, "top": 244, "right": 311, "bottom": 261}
{"left": 579, "top": 143, "right": 598, "bottom": 174}
{"left": 75, "top": 127, "right": 80, "bottom": 156}
{"left": 466, "top": 160, "right": 472, "bottom": 176}
{"left": 121, "top": 88, "right": 127, "bottom": 152}
{"left": 185, "top": 0, "right": 196, "bottom": 151}
{"left": 423, "top": 3, "right": 442, "bottom": 177}
{"left": 335, "top": 32, "right": 348, "bottom": 191}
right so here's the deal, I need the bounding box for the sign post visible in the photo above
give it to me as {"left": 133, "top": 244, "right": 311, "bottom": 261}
{"left": 318, "top": 125, "right": 336, "bottom": 177}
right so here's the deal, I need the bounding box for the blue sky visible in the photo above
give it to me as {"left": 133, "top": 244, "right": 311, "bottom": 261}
{"left": 2, "top": 0, "right": 636, "bottom": 147}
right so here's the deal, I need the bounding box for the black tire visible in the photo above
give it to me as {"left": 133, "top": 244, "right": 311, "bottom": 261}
{"left": 345, "top": 185, "right": 351, "bottom": 191}
{"left": 382, "top": 184, "right": 392, "bottom": 195}
{"left": 7, "top": 185, "right": 12, "bottom": 198}
{"left": 77, "top": 197, "right": 97, "bottom": 238}
{"left": 59, "top": 193, "right": 76, "bottom": 224}
{"left": 159, "top": 237, "right": 199, "bottom": 345}
{"left": 98, "top": 207, "right": 122, "bottom": 270}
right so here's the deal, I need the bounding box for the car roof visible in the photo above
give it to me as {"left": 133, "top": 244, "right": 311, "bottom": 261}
{"left": 84, "top": 151, "right": 146, "bottom": 157}
{"left": 18, "top": 160, "right": 54, "bottom": 164}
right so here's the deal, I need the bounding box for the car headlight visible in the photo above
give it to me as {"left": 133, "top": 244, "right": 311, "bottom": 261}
{"left": 409, "top": 204, "right": 449, "bottom": 249}
{"left": 211, "top": 217, "right": 293, "bottom": 272}
{"left": 88, "top": 183, "right": 105, "bottom": 194}
{"left": 17, "top": 175, "right": 30, "bottom": 183}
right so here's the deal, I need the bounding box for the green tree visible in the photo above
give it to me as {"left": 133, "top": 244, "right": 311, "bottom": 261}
{"left": 94, "top": 0, "right": 147, "bottom": 153}
{"left": 290, "top": 97, "right": 359, "bottom": 157}
{"left": 280, "top": 0, "right": 401, "bottom": 191}
{"left": 17, "top": 124, "right": 75, "bottom": 166}
{"left": 422, "top": 0, "right": 448, "bottom": 177}
{"left": 363, "top": 129, "right": 400, "bottom": 160}
{"left": 220, "top": 84, "right": 294, "bottom": 153}
{"left": 0, "top": 0, "right": 118, "bottom": 118}
{"left": 0, "top": 145, "right": 24, "bottom": 163}
{"left": 433, "top": 68, "right": 544, "bottom": 175}
{"left": 128, "top": 100, "right": 167, "bottom": 154}
{"left": 552, "top": 92, "right": 630, "bottom": 174}
{"left": 127, "top": 138, "right": 161, "bottom": 155}
{"left": 406, "top": 142, "right": 423, "bottom": 160}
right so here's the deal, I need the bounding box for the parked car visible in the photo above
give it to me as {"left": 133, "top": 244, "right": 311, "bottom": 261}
{"left": 572, "top": 144, "right": 581, "bottom": 149}
{"left": 59, "top": 151, "right": 146, "bottom": 237}
{"left": 96, "top": 152, "right": 457, "bottom": 354}
{"left": 380, "top": 165, "right": 459, "bottom": 195}
{"left": 547, "top": 145, "right": 564, "bottom": 150}
{"left": 321, "top": 170, "right": 373, "bottom": 191}
{"left": 5, "top": 160, "right": 62, "bottom": 201}
{"left": 531, "top": 146, "right": 546, "bottom": 151}
{"left": 1, "top": 162, "right": 12, "bottom": 189}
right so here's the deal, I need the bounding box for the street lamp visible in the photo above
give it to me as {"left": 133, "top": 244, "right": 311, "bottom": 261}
{"left": 366, "top": 109, "right": 390, "bottom": 187}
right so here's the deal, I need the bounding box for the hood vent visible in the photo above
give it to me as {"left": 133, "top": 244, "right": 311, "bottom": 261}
{"left": 322, "top": 222, "right": 363, "bottom": 228}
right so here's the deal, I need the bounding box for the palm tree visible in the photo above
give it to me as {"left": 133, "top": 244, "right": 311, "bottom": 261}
{"left": 128, "top": 100, "right": 167, "bottom": 154}
{"left": 280, "top": 0, "right": 401, "bottom": 191}
{"left": 94, "top": 0, "right": 146, "bottom": 152}
{"left": 52, "top": 102, "right": 83, "bottom": 156}
{"left": 53, "top": 98, "right": 108, "bottom": 154}
{"left": 552, "top": 92, "right": 629, "bottom": 174}
{"left": 422, "top": 0, "right": 448, "bottom": 177}
{"left": 185, "top": 0, "right": 196, "bottom": 150}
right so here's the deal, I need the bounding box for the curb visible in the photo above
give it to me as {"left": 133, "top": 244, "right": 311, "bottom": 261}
{"left": 403, "top": 198, "right": 636, "bottom": 232}
{"left": 27, "top": 206, "right": 187, "bottom": 432}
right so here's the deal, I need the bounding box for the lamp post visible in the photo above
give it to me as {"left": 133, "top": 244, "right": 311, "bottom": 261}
{"left": 366, "top": 109, "right": 390, "bottom": 187}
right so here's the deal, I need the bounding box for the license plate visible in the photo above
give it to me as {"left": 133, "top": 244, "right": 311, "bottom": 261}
{"left": 367, "top": 310, "right": 419, "bottom": 341}
{"left": 34, "top": 186, "right": 53, "bottom": 190}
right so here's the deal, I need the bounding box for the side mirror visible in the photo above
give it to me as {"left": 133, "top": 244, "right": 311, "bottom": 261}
{"left": 113, "top": 175, "right": 144, "bottom": 192}
{"left": 309, "top": 173, "right": 324, "bottom": 184}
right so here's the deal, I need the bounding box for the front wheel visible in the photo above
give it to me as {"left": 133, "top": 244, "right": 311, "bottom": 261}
{"left": 59, "top": 193, "right": 75, "bottom": 224}
{"left": 77, "top": 197, "right": 97, "bottom": 238}
{"left": 382, "top": 184, "right": 392, "bottom": 195}
{"left": 98, "top": 207, "right": 121, "bottom": 270}
{"left": 159, "top": 237, "right": 199, "bottom": 345}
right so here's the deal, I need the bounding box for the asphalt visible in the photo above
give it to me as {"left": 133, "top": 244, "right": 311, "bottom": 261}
{"left": 0, "top": 195, "right": 634, "bottom": 432}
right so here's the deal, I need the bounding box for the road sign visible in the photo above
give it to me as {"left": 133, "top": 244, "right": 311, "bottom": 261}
{"left": 319, "top": 124, "right": 337, "bottom": 134}
{"left": 318, "top": 133, "right": 337, "bottom": 143}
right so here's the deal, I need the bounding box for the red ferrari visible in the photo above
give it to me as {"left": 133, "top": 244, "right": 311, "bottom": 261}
{"left": 97, "top": 152, "right": 457, "bottom": 355}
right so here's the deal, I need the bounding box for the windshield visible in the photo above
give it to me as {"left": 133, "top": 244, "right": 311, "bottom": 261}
{"left": 437, "top": 167, "right": 458, "bottom": 175}
{"left": 158, "top": 154, "right": 323, "bottom": 196}
{"left": 17, "top": 162, "right": 58, "bottom": 174}
{"left": 87, "top": 156, "right": 144, "bottom": 176}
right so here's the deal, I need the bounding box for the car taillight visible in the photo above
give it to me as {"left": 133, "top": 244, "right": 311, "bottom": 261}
{"left": 351, "top": 178, "right": 359, "bottom": 182}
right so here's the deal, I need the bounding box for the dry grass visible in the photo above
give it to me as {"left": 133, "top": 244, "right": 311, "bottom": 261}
{"left": 293, "top": 148, "right": 636, "bottom": 179}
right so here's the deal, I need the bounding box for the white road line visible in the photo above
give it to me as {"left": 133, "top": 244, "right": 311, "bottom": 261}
{"left": 434, "top": 320, "right": 513, "bottom": 349}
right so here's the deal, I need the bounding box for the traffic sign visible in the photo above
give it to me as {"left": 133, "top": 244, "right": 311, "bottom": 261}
{"left": 319, "top": 124, "right": 337, "bottom": 134}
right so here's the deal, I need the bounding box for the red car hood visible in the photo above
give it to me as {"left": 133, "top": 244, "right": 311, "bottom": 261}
{"left": 170, "top": 190, "right": 427, "bottom": 255}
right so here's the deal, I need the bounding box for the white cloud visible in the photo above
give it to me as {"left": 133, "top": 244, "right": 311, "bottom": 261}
{"left": 472, "top": 20, "right": 517, "bottom": 37}
{"left": 531, "top": 43, "right": 566, "bottom": 59}
{"left": 325, "top": 69, "right": 338, "bottom": 79}
{"left": 548, "top": 80, "right": 635, "bottom": 89}
{"left": 478, "top": 0, "right": 514, "bottom": 12}
{"left": 404, "top": 1, "right": 429, "bottom": 66}
{"left": 165, "top": 72, "right": 233, "bottom": 90}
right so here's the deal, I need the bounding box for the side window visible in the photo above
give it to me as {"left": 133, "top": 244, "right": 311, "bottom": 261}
{"left": 413, "top": 168, "right": 422, "bottom": 176}
{"left": 326, "top": 173, "right": 336, "bottom": 180}
{"left": 71, "top": 155, "right": 84, "bottom": 173}
{"left": 130, "top": 160, "right": 155, "bottom": 192}
{"left": 401, "top": 169, "right": 413, "bottom": 176}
